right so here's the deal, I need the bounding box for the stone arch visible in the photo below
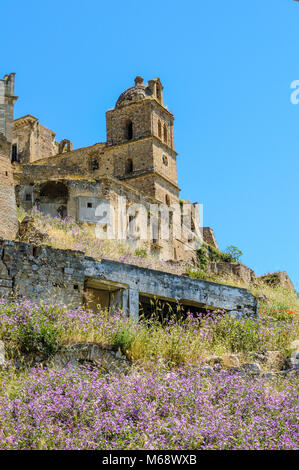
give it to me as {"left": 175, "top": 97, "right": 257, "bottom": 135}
{"left": 58, "top": 139, "right": 73, "bottom": 154}
{"left": 39, "top": 181, "right": 69, "bottom": 218}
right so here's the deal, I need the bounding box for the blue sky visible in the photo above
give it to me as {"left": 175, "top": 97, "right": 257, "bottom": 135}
{"left": 1, "top": 0, "right": 299, "bottom": 290}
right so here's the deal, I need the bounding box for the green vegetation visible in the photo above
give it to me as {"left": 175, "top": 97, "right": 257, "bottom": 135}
{"left": 225, "top": 245, "right": 243, "bottom": 262}
{"left": 196, "top": 243, "right": 236, "bottom": 271}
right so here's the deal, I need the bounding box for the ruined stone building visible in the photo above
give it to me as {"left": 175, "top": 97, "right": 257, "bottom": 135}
{"left": 0, "top": 73, "right": 259, "bottom": 318}
{"left": 11, "top": 76, "right": 217, "bottom": 264}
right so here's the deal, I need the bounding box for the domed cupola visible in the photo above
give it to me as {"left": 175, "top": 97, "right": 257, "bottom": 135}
{"left": 115, "top": 76, "right": 154, "bottom": 108}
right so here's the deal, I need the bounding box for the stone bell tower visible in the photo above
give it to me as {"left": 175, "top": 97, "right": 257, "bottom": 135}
{"left": 105, "top": 76, "right": 180, "bottom": 207}
{"left": 0, "top": 73, "right": 18, "bottom": 240}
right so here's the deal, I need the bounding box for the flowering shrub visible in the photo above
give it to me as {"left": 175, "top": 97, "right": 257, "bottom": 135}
{"left": 0, "top": 365, "right": 297, "bottom": 450}
{"left": 0, "top": 299, "right": 62, "bottom": 355}
{"left": 0, "top": 299, "right": 298, "bottom": 364}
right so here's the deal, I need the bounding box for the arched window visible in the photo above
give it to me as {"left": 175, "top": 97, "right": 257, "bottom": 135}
{"left": 165, "top": 194, "right": 170, "bottom": 206}
{"left": 158, "top": 120, "right": 162, "bottom": 138}
{"left": 40, "top": 181, "right": 68, "bottom": 200}
{"left": 163, "top": 124, "right": 167, "bottom": 144}
{"left": 125, "top": 158, "right": 133, "bottom": 174}
{"left": 126, "top": 120, "right": 133, "bottom": 140}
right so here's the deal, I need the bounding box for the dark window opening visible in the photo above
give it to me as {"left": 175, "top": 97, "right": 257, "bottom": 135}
{"left": 162, "top": 154, "right": 168, "bottom": 166}
{"left": 126, "top": 121, "right": 133, "bottom": 140}
{"left": 87, "top": 202, "right": 93, "bottom": 208}
{"left": 11, "top": 144, "right": 18, "bottom": 163}
{"left": 25, "top": 194, "right": 32, "bottom": 201}
{"left": 33, "top": 246, "right": 40, "bottom": 257}
{"left": 125, "top": 158, "right": 133, "bottom": 174}
{"left": 165, "top": 194, "right": 170, "bottom": 206}
{"left": 139, "top": 295, "right": 214, "bottom": 323}
{"left": 91, "top": 159, "right": 99, "bottom": 171}
{"left": 128, "top": 214, "right": 135, "bottom": 235}
{"left": 40, "top": 182, "right": 68, "bottom": 199}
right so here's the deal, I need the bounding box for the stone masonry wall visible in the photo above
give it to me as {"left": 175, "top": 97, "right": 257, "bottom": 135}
{"left": 0, "top": 239, "right": 258, "bottom": 318}
{"left": 0, "top": 73, "right": 18, "bottom": 241}
{"left": 106, "top": 101, "right": 153, "bottom": 146}
{"left": 0, "top": 240, "right": 85, "bottom": 306}
{"left": 12, "top": 116, "right": 57, "bottom": 163}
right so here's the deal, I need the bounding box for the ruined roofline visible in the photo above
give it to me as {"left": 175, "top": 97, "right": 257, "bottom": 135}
{"left": 0, "top": 73, "right": 18, "bottom": 101}
{"left": 27, "top": 142, "right": 106, "bottom": 165}
{"left": 14, "top": 115, "right": 56, "bottom": 137}
{"left": 14, "top": 114, "right": 38, "bottom": 124}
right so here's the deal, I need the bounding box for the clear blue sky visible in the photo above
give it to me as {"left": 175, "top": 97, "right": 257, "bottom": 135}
{"left": 1, "top": 0, "right": 299, "bottom": 290}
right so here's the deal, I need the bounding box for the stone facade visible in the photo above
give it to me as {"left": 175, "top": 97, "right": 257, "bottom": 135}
{"left": 0, "top": 74, "right": 18, "bottom": 240}
{"left": 12, "top": 76, "right": 204, "bottom": 263}
{"left": 12, "top": 115, "right": 73, "bottom": 164}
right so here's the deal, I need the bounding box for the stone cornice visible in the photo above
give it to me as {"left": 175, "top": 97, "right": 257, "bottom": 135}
{"left": 104, "top": 135, "right": 178, "bottom": 157}
{"left": 119, "top": 169, "right": 180, "bottom": 192}
{"left": 106, "top": 98, "right": 174, "bottom": 119}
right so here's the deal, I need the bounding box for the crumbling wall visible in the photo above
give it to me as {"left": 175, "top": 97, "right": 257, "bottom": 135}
{"left": 257, "top": 271, "right": 295, "bottom": 293}
{"left": 0, "top": 239, "right": 258, "bottom": 318}
{"left": 0, "top": 240, "right": 85, "bottom": 306}
{"left": 202, "top": 227, "right": 218, "bottom": 249}
{"left": 12, "top": 115, "right": 57, "bottom": 163}
{"left": 208, "top": 261, "right": 255, "bottom": 285}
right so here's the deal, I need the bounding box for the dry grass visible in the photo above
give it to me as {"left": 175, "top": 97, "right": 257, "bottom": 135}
{"left": 17, "top": 208, "right": 299, "bottom": 322}
{"left": 17, "top": 208, "right": 183, "bottom": 275}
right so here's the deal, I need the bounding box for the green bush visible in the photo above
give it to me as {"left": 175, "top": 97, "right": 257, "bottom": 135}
{"left": 134, "top": 248, "right": 148, "bottom": 258}
{"left": 225, "top": 245, "right": 243, "bottom": 263}
{"left": 110, "top": 322, "right": 136, "bottom": 353}
{"left": 197, "top": 243, "right": 235, "bottom": 271}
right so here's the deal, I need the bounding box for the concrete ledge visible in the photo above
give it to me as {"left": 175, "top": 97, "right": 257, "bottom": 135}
{"left": 0, "top": 239, "right": 258, "bottom": 319}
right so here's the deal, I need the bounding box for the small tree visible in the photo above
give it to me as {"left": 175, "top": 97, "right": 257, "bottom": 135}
{"left": 225, "top": 245, "right": 243, "bottom": 263}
